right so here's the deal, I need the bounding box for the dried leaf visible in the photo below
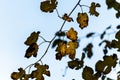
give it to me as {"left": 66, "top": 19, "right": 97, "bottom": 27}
{"left": 24, "top": 31, "right": 40, "bottom": 46}
{"left": 52, "top": 39, "right": 67, "bottom": 48}
{"left": 68, "top": 58, "right": 84, "bottom": 70}
{"left": 11, "top": 68, "right": 26, "bottom": 80}
{"left": 82, "top": 66, "right": 94, "bottom": 80}
{"left": 40, "top": 0, "right": 58, "bottom": 13}
{"left": 89, "top": 2, "right": 101, "bottom": 16}
{"left": 25, "top": 43, "right": 39, "bottom": 58}
{"left": 77, "top": 12, "right": 89, "bottom": 29}
{"left": 95, "top": 54, "right": 118, "bottom": 74}
{"left": 55, "top": 31, "right": 65, "bottom": 37}
{"left": 62, "top": 13, "right": 73, "bottom": 22}
{"left": 31, "top": 63, "right": 50, "bottom": 80}
{"left": 66, "top": 27, "right": 78, "bottom": 41}
{"left": 83, "top": 43, "right": 93, "bottom": 58}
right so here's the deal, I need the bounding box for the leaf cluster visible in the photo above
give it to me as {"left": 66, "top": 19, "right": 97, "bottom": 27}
{"left": 11, "top": 63, "right": 50, "bottom": 80}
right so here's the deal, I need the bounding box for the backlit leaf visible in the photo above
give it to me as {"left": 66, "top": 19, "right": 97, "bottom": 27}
{"left": 40, "top": 0, "right": 58, "bottom": 13}
{"left": 66, "top": 27, "right": 78, "bottom": 41}
{"left": 89, "top": 2, "right": 101, "bottom": 17}
{"left": 77, "top": 12, "right": 89, "bottom": 29}
{"left": 25, "top": 43, "right": 39, "bottom": 58}
{"left": 31, "top": 63, "right": 50, "bottom": 80}
{"left": 82, "top": 66, "right": 94, "bottom": 80}
{"left": 68, "top": 58, "right": 84, "bottom": 70}
{"left": 24, "top": 31, "right": 40, "bottom": 46}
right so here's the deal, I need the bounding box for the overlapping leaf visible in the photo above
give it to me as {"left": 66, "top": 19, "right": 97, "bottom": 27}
{"left": 83, "top": 43, "right": 93, "bottom": 58}
{"left": 25, "top": 43, "right": 39, "bottom": 58}
{"left": 77, "top": 12, "right": 89, "bottom": 29}
{"left": 66, "top": 27, "right": 78, "bottom": 41}
{"left": 31, "top": 63, "right": 50, "bottom": 80}
{"left": 95, "top": 54, "right": 118, "bottom": 74}
{"left": 68, "top": 53, "right": 85, "bottom": 70}
{"left": 11, "top": 68, "right": 30, "bottom": 80}
{"left": 62, "top": 13, "right": 73, "bottom": 22}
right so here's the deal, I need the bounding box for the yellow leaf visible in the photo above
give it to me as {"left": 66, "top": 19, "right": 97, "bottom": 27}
{"left": 67, "top": 41, "right": 79, "bottom": 49}
{"left": 66, "top": 27, "right": 78, "bottom": 41}
{"left": 77, "top": 13, "right": 89, "bottom": 29}
{"left": 66, "top": 47, "right": 76, "bottom": 60}
{"left": 56, "top": 42, "right": 67, "bottom": 56}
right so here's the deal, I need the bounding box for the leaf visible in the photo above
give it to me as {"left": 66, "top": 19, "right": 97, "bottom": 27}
{"left": 66, "top": 27, "right": 78, "bottom": 41}
{"left": 77, "top": 12, "right": 89, "bottom": 29}
{"left": 82, "top": 66, "right": 94, "bottom": 80}
{"left": 86, "top": 32, "right": 95, "bottom": 38}
{"left": 116, "top": 11, "right": 120, "bottom": 18}
{"left": 55, "top": 31, "right": 65, "bottom": 37}
{"left": 106, "top": 0, "right": 120, "bottom": 10}
{"left": 24, "top": 31, "right": 40, "bottom": 46}
{"left": 115, "top": 30, "right": 120, "bottom": 40}
{"left": 68, "top": 58, "right": 84, "bottom": 70}
{"left": 11, "top": 68, "right": 28, "bottom": 80}
{"left": 40, "top": 0, "right": 58, "bottom": 13}
{"left": 25, "top": 43, "right": 39, "bottom": 58}
{"left": 52, "top": 39, "right": 67, "bottom": 48}
{"left": 66, "top": 41, "right": 79, "bottom": 60}
{"left": 89, "top": 2, "right": 101, "bottom": 17}
{"left": 31, "top": 63, "right": 50, "bottom": 80}
{"left": 106, "top": 0, "right": 115, "bottom": 9}
{"left": 83, "top": 43, "right": 93, "bottom": 58}
{"left": 116, "top": 25, "right": 120, "bottom": 29}
{"left": 95, "top": 54, "right": 118, "bottom": 74}
{"left": 62, "top": 13, "right": 73, "bottom": 22}
{"left": 100, "top": 31, "right": 106, "bottom": 39}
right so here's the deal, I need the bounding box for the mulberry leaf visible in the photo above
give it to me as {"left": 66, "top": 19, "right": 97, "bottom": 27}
{"left": 66, "top": 27, "right": 78, "bottom": 41}
{"left": 40, "top": 0, "right": 58, "bottom": 13}
{"left": 77, "top": 12, "right": 89, "bottom": 29}
{"left": 24, "top": 31, "right": 40, "bottom": 46}
{"left": 25, "top": 43, "right": 39, "bottom": 58}
{"left": 89, "top": 2, "right": 101, "bottom": 17}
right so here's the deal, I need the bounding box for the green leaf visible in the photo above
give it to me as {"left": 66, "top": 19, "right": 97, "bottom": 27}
{"left": 82, "top": 66, "right": 94, "bottom": 80}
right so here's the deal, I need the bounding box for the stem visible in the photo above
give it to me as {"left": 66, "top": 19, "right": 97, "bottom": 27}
{"left": 59, "top": 0, "right": 81, "bottom": 31}
{"left": 56, "top": 9, "right": 62, "bottom": 19}
{"left": 24, "top": 0, "right": 82, "bottom": 71}
{"left": 36, "top": 35, "right": 57, "bottom": 63}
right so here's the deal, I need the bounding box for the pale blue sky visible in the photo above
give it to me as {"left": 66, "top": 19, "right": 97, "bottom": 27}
{"left": 0, "top": 0, "right": 120, "bottom": 80}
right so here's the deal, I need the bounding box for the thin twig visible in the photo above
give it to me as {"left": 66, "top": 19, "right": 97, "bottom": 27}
{"left": 60, "top": 0, "right": 81, "bottom": 31}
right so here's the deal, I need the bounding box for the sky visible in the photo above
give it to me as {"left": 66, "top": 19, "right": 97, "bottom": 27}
{"left": 0, "top": 0, "right": 120, "bottom": 80}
